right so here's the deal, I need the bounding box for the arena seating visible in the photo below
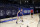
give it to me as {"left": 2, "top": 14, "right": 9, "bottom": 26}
{"left": 0, "top": 3, "right": 40, "bottom": 19}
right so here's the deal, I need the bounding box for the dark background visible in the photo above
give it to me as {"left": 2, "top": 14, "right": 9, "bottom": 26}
{"left": 0, "top": 0, "right": 40, "bottom": 19}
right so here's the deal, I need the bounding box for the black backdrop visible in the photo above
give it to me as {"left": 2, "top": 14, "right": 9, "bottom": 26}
{"left": 0, "top": 7, "right": 18, "bottom": 19}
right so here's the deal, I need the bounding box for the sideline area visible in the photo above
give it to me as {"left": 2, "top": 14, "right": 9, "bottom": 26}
{"left": 0, "top": 14, "right": 39, "bottom": 27}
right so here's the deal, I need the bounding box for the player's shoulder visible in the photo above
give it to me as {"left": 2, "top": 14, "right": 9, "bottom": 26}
{"left": 18, "top": 10, "right": 20, "bottom": 12}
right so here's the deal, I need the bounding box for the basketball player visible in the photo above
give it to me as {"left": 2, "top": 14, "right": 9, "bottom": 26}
{"left": 16, "top": 9, "right": 23, "bottom": 24}
{"left": 31, "top": 9, "right": 33, "bottom": 18}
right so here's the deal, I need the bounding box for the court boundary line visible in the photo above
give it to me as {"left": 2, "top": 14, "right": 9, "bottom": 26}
{"left": 0, "top": 18, "right": 17, "bottom": 23}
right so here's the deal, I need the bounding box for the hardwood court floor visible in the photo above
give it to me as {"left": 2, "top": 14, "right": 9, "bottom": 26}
{"left": 0, "top": 14, "right": 39, "bottom": 27}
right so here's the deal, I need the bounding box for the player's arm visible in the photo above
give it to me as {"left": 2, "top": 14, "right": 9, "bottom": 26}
{"left": 21, "top": 10, "right": 23, "bottom": 16}
{"left": 17, "top": 10, "right": 20, "bottom": 17}
{"left": 22, "top": 13, "right": 23, "bottom": 16}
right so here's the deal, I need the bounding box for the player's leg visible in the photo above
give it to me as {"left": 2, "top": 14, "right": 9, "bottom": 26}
{"left": 16, "top": 16, "right": 19, "bottom": 24}
{"left": 31, "top": 13, "right": 33, "bottom": 18}
{"left": 21, "top": 16, "right": 23, "bottom": 22}
{"left": 17, "top": 16, "right": 19, "bottom": 21}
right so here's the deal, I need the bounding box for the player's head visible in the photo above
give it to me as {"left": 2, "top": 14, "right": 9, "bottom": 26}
{"left": 21, "top": 9, "right": 23, "bottom": 11}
